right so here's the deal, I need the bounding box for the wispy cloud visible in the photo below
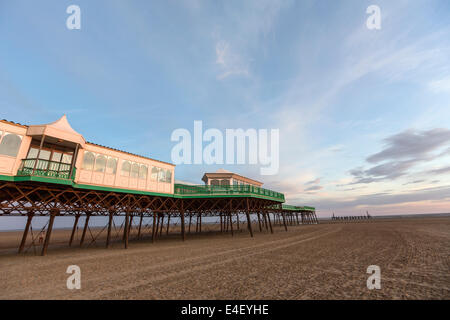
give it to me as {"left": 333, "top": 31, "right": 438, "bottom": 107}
{"left": 215, "top": 40, "right": 249, "bottom": 80}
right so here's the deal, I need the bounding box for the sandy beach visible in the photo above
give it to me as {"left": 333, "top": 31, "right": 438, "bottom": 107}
{"left": 0, "top": 217, "right": 449, "bottom": 300}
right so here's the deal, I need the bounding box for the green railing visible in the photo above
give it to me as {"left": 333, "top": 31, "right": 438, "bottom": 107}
{"left": 17, "top": 159, "right": 76, "bottom": 180}
{"left": 279, "top": 204, "right": 315, "bottom": 211}
{"left": 174, "top": 184, "right": 285, "bottom": 202}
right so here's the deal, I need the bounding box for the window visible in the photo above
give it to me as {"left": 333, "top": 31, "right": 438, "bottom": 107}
{"left": 82, "top": 151, "right": 95, "bottom": 170}
{"left": 131, "top": 163, "right": 140, "bottom": 178}
{"left": 38, "top": 149, "right": 51, "bottom": 160}
{"left": 94, "top": 155, "right": 107, "bottom": 172}
{"left": 106, "top": 158, "right": 117, "bottom": 174}
{"left": 233, "top": 180, "right": 238, "bottom": 186}
{"left": 0, "top": 133, "right": 22, "bottom": 157}
{"left": 139, "top": 165, "right": 148, "bottom": 179}
{"left": 51, "top": 152, "right": 62, "bottom": 162}
{"left": 158, "top": 168, "right": 165, "bottom": 182}
{"left": 211, "top": 179, "right": 220, "bottom": 186}
{"left": 27, "top": 147, "right": 39, "bottom": 159}
{"left": 151, "top": 167, "right": 159, "bottom": 181}
{"left": 165, "top": 169, "right": 172, "bottom": 183}
{"left": 221, "top": 179, "right": 229, "bottom": 186}
{"left": 61, "top": 153, "right": 73, "bottom": 164}
{"left": 121, "top": 161, "right": 131, "bottom": 177}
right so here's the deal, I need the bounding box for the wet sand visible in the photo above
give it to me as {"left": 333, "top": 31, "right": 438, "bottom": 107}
{"left": 0, "top": 217, "right": 449, "bottom": 299}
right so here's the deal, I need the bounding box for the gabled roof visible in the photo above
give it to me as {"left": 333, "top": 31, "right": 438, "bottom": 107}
{"left": 45, "top": 115, "right": 81, "bottom": 136}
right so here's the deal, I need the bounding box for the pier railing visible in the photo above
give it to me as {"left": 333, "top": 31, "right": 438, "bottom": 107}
{"left": 174, "top": 184, "right": 285, "bottom": 202}
{"left": 16, "top": 159, "right": 75, "bottom": 180}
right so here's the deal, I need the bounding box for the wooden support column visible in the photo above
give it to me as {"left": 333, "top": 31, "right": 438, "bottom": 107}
{"left": 124, "top": 210, "right": 130, "bottom": 249}
{"left": 225, "top": 212, "right": 229, "bottom": 232}
{"left": 18, "top": 212, "right": 34, "bottom": 253}
{"left": 159, "top": 215, "right": 164, "bottom": 236}
{"left": 295, "top": 212, "right": 300, "bottom": 225}
{"left": 220, "top": 213, "right": 223, "bottom": 233}
{"left": 199, "top": 213, "right": 202, "bottom": 233}
{"left": 236, "top": 213, "right": 240, "bottom": 230}
{"left": 256, "top": 212, "right": 262, "bottom": 232}
{"left": 106, "top": 210, "right": 114, "bottom": 248}
{"left": 263, "top": 210, "right": 269, "bottom": 231}
{"left": 166, "top": 214, "right": 171, "bottom": 235}
{"left": 128, "top": 215, "right": 134, "bottom": 236}
{"left": 80, "top": 213, "right": 91, "bottom": 247}
{"left": 180, "top": 201, "right": 185, "bottom": 242}
{"left": 245, "top": 198, "right": 254, "bottom": 237}
{"left": 281, "top": 209, "right": 288, "bottom": 232}
{"left": 69, "top": 214, "right": 80, "bottom": 247}
{"left": 229, "top": 210, "right": 234, "bottom": 237}
{"left": 188, "top": 212, "right": 192, "bottom": 234}
{"left": 137, "top": 213, "right": 143, "bottom": 239}
{"left": 267, "top": 212, "right": 274, "bottom": 234}
{"left": 152, "top": 211, "right": 157, "bottom": 243}
{"left": 155, "top": 213, "right": 161, "bottom": 239}
{"left": 41, "top": 209, "right": 58, "bottom": 256}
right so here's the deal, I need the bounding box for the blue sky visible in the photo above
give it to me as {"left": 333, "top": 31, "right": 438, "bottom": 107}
{"left": 1, "top": 0, "right": 450, "bottom": 216}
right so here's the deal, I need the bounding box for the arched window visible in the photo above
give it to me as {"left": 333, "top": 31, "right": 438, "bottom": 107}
{"left": 210, "top": 179, "right": 220, "bottom": 186}
{"left": 82, "top": 152, "right": 95, "bottom": 170}
{"left": 164, "top": 169, "right": 172, "bottom": 183}
{"left": 221, "top": 179, "right": 229, "bottom": 186}
{"left": 106, "top": 158, "right": 117, "bottom": 174}
{"left": 121, "top": 161, "right": 131, "bottom": 177}
{"left": 158, "top": 168, "right": 166, "bottom": 182}
{"left": 139, "top": 165, "right": 148, "bottom": 180}
{"left": 0, "top": 133, "right": 22, "bottom": 157}
{"left": 151, "top": 167, "right": 159, "bottom": 181}
{"left": 131, "top": 163, "right": 140, "bottom": 178}
{"left": 94, "top": 155, "right": 107, "bottom": 172}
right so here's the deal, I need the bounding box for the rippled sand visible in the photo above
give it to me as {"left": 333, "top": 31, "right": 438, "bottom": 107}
{"left": 0, "top": 217, "right": 449, "bottom": 299}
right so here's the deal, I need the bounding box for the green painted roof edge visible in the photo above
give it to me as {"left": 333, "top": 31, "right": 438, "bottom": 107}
{"left": 0, "top": 175, "right": 285, "bottom": 202}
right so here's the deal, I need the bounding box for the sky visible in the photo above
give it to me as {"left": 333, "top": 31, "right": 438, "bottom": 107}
{"left": 1, "top": 0, "right": 450, "bottom": 218}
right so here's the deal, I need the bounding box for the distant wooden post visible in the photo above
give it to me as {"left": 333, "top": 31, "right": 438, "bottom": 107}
{"left": 220, "top": 213, "right": 223, "bottom": 233}
{"left": 69, "top": 214, "right": 80, "bottom": 247}
{"left": 18, "top": 212, "right": 34, "bottom": 253}
{"left": 41, "top": 209, "right": 58, "bottom": 256}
